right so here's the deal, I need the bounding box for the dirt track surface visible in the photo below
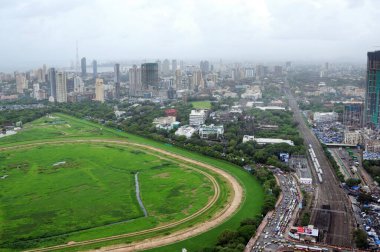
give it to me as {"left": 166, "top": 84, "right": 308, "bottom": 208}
{"left": 2, "top": 139, "right": 244, "bottom": 252}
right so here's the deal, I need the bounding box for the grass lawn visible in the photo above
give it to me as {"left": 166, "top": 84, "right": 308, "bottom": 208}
{"left": 0, "top": 143, "right": 216, "bottom": 250}
{"left": 191, "top": 101, "right": 212, "bottom": 109}
{"left": 0, "top": 113, "right": 264, "bottom": 251}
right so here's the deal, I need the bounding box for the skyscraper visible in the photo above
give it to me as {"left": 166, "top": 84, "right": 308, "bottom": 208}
{"left": 95, "top": 78, "right": 104, "bottom": 102}
{"left": 114, "top": 63, "right": 120, "bottom": 99}
{"left": 141, "top": 63, "right": 159, "bottom": 89}
{"left": 48, "top": 68, "right": 56, "bottom": 100}
{"left": 365, "top": 51, "right": 380, "bottom": 129}
{"left": 129, "top": 65, "right": 142, "bottom": 96}
{"left": 92, "top": 60, "right": 97, "bottom": 79}
{"left": 172, "top": 59, "right": 177, "bottom": 72}
{"left": 56, "top": 71, "right": 67, "bottom": 103}
{"left": 162, "top": 59, "right": 170, "bottom": 75}
{"left": 81, "top": 57, "right": 86, "bottom": 77}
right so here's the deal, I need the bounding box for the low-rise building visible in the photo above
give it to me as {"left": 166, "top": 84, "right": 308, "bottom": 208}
{"left": 242, "top": 135, "right": 294, "bottom": 146}
{"left": 344, "top": 131, "right": 362, "bottom": 145}
{"left": 313, "top": 112, "right": 338, "bottom": 123}
{"left": 189, "top": 109, "right": 207, "bottom": 126}
{"left": 153, "top": 116, "right": 176, "bottom": 125}
{"left": 289, "top": 156, "right": 312, "bottom": 185}
{"left": 199, "top": 124, "right": 224, "bottom": 139}
{"left": 175, "top": 125, "right": 196, "bottom": 139}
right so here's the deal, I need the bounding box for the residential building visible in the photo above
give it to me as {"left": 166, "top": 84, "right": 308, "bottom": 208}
{"left": 172, "top": 59, "right": 177, "bottom": 72}
{"left": 199, "top": 124, "right": 224, "bottom": 139}
{"left": 129, "top": 65, "right": 142, "bottom": 96}
{"left": 189, "top": 109, "right": 207, "bottom": 126}
{"left": 344, "top": 131, "right": 362, "bottom": 145}
{"left": 56, "top": 71, "right": 67, "bottom": 103}
{"left": 81, "top": 57, "right": 86, "bottom": 77}
{"left": 48, "top": 68, "right": 56, "bottom": 100}
{"left": 114, "top": 63, "right": 120, "bottom": 99}
{"left": 95, "top": 78, "right": 104, "bottom": 102}
{"left": 92, "top": 60, "right": 97, "bottom": 79}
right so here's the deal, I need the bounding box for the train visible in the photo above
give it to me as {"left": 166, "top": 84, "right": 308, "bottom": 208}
{"left": 317, "top": 173, "right": 323, "bottom": 183}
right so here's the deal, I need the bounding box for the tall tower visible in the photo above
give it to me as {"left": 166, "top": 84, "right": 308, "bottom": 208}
{"left": 95, "top": 78, "right": 105, "bottom": 102}
{"left": 81, "top": 57, "right": 86, "bottom": 77}
{"left": 48, "top": 68, "right": 57, "bottom": 100}
{"left": 172, "top": 59, "right": 177, "bottom": 72}
{"left": 114, "top": 63, "right": 120, "bottom": 99}
{"left": 92, "top": 60, "right": 97, "bottom": 79}
{"left": 129, "top": 65, "right": 142, "bottom": 96}
{"left": 365, "top": 51, "right": 380, "bottom": 129}
{"left": 56, "top": 71, "right": 67, "bottom": 103}
{"left": 141, "top": 63, "right": 159, "bottom": 89}
{"left": 75, "top": 41, "right": 79, "bottom": 75}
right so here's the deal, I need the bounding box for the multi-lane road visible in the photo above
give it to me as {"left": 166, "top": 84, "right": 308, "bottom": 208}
{"left": 284, "top": 84, "right": 354, "bottom": 248}
{"left": 251, "top": 173, "right": 299, "bottom": 252}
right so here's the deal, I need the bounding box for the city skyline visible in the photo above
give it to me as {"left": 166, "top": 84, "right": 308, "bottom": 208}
{"left": 1, "top": 0, "right": 380, "bottom": 72}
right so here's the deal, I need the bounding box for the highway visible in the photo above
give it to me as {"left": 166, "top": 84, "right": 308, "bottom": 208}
{"left": 284, "top": 84, "right": 354, "bottom": 248}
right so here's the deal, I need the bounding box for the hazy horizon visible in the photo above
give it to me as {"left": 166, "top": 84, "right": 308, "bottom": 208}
{"left": 1, "top": 0, "right": 379, "bottom": 72}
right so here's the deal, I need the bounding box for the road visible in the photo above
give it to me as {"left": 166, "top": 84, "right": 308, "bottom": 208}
{"left": 284, "top": 84, "right": 354, "bottom": 248}
{"left": 250, "top": 173, "right": 300, "bottom": 252}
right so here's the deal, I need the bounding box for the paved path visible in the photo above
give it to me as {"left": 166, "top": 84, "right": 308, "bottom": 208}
{"left": 134, "top": 172, "right": 148, "bottom": 217}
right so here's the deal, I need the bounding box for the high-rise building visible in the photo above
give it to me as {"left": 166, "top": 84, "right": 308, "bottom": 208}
{"left": 81, "top": 57, "right": 86, "bottom": 77}
{"left": 56, "top": 71, "right": 67, "bottom": 103}
{"left": 114, "top": 63, "right": 121, "bottom": 99}
{"left": 200, "top": 60, "right": 210, "bottom": 73}
{"left": 129, "top": 65, "right": 142, "bottom": 96}
{"left": 48, "top": 68, "right": 56, "bottom": 100}
{"left": 92, "top": 60, "right": 97, "bottom": 79}
{"left": 141, "top": 63, "right": 159, "bottom": 89}
{"left": 15, "top": 74, "right": 27, "bottom": 94}
{"left": 162, "top": 59, "right": 170, "bottom": 75}
{"left": 343, "top": 102, "right": 363, "bottom": 130}
{"left": 74, "top": 76, "right": 84, "bottom": 93}
{"left": 172, "top": 59, "right": 177, "bottom": 72}
{"left": 114, "top": 63, "right": 120, "bottom": 83}
{"left": 364, "top": 51, "right": 380, "bottom": 129}
{"left": 175, "top": 69, "right": 182, "bottom": 89}
{"left": 95, "top": 78, "right": 104, "bottom": 102}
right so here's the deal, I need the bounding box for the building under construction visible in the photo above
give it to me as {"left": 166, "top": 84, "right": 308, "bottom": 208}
{"left": 342, "top": 102, "right": 363, "bottom": 130}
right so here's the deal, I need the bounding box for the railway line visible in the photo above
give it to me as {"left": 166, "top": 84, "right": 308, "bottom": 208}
{"left": 284, "top": 84, "right": 354, "bottom": 247}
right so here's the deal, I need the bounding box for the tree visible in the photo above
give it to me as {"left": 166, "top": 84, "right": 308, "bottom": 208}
{"left": 216, "top": 230, "right": 239, "bottom": 246}
{"left": 354, "top": 229, "right": 369, "bottom": 249}
{"left": 345, "top": 178, "right": 361, "bottom": 187}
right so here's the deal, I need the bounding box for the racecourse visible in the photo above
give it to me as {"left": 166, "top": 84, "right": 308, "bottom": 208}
{"left": 0, "top": 113, "right": 264, "bottom": 251}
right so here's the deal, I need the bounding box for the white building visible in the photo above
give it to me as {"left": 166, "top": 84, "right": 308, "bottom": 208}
{"left": 153, "top": 116, "right": 176, "bottom": 125}
{"left": 199, "top": 124, "right": 224, "bottom": 139}
{"left": 256, "top": 106, "right": 286, "bottom": 111}
{"left": 175, "top": 126, "right": 196, "bottom": 139}
{"left": 241, "top": 85, "right": 262, "bottom": 100}
{"left": 189, "top": 109, "right": 207, "bottom": 126}
{"left": 56, "top": 71, "right": 67, "bottom": 103}
{"left": 313, "top": 112, "right": 338, "bottom": 123}
{"left": 243, "top": 135, "right": 294, "bottom": 146}
{"left": 344, "top": 131, "right": 362, "bottom": 145}
{"left": 74, "top": 76, "right": 84, "bottom": 93}
{"left": 95, "top": 78, "right": 104, "bottom": 102}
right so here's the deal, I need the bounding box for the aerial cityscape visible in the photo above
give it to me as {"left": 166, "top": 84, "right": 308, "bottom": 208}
{"left": 1, "top": 1, "right": 380, "bottom": 252}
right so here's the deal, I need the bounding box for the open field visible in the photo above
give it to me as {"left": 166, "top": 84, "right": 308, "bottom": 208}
{"left": 0, "top": 113, "right": 264, "bottom": 251}
{"left": 0, "top": 143, "right": 215, "bottom": 249}
{"left": 191, "top": 101, "right": 212, "bottom": 109}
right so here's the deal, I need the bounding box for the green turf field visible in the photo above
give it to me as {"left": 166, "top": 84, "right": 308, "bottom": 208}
{"left": 191, "top": 101, "right": 212, "bottom": 109}
{"left": 0, "top": 113, "right": 264, "bottom": 251}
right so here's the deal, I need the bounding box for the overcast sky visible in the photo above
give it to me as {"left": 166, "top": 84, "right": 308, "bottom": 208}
{"left": 1, "top": 0, "right": 379, "bottom": 71}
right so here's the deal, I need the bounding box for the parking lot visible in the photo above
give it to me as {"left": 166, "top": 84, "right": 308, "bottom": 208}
{"left": 312, "top": 122, "right": 344, "bottom": 144}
